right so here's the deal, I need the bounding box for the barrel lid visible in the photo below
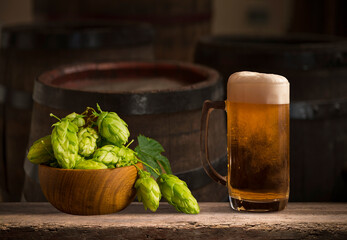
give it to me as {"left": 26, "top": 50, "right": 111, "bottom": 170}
{"left": 1, "top": 22, "right": 154, "bottom": 49}
{"left": 33, "top": 61, "right": 223, "bottom": 115}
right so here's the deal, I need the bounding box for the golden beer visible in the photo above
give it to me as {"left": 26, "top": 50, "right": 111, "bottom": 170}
{"left": 226, "top": 102, "right": 289, "bottom": 211}
{"left": 226, "top": 72, "right": 289, "bottom": 211}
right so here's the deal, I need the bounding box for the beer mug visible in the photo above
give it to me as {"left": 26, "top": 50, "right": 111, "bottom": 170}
{"left": 201, "top": 71, "right": 290, "bottom": 212}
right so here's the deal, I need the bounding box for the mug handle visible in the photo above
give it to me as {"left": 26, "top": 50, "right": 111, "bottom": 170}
{"left": 200, "top": 100, "right": 227, "bottom": 186}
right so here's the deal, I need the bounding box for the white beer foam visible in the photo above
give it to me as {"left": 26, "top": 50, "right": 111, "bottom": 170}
{"left": 227, "top": 71, "right": 290, "bottom": 104}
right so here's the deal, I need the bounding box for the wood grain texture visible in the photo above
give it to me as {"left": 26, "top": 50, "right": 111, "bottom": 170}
{"left": 0, "top": 202, "right": 346, "bottom": 240}
{"left": 38, "top": 163, "right": 142, "bottom": 215}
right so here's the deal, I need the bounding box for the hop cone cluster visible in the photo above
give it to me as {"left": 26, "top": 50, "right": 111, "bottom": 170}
{"left": 28, "top": 106, "right": 135, "bottom": 170}
{"left": 96, "top": 111, "right": 130, "bottom": 146}
{"left": 135, "top": 170, "right": 161, "bottom": 212}
{"left": 51, "top": 118, "right": 79, "bottom": 169}
{"left": 78, "top": 127, "right": 99, "bottom": 157}
{"left": 27, "top": 135, "right": 54, "bottom": 164}
{"left": 157, "top": 174, "right": 200, "bottom": 214}
{"left": 27, "top": 105, "right": 200, "bottom": 215}
{"left": 93, "top": 145, "right": 138, "bottom": 168}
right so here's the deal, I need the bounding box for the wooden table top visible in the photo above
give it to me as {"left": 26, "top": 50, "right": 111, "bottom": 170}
{"left": 1, "top": 202, "right": 347, "bottom": 239}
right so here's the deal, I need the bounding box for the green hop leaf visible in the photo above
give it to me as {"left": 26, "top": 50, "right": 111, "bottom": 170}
{"left": 51, "top": 116, "right": 79, "bottom": 169}
{"left": 27, "top": 135, "right": 54, "bottom": 164}
{"left": 78, "top": 127, "right": 99, "bottom": 157}
{"left": 95, "top": 104, "right": 130, "bottom": 146}
{"left": 93, "top": 144, "right": 138, "bottom": 167}
{"left": 135, "top": 135, "right": 172, "bottom": 179}
{"left": 157, "top": 174, "right": 200, "bottom": 214}
{"left": 135, "top": 170, "right": 161, "bottom": 212}
{"left": 75, "top": 160, "right": 107, "bottom": 169}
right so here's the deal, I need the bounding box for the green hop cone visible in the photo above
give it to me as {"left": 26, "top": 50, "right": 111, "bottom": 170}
{"left": 78, "top": 127, "right": 99, "bottom": 157}
{"left": 51, "top": 116, "right": 79, "bottom": 169}
{"left": 93, "top": 145, "right": 138, "bottom": 167}
{"left": 135, "top": 170, "right": 161, "bottom": 212}
{"left": 115, "top": 146, "right": 138, "bottom": 168}
{"left": 65, "top": 112, "right": 85, "bottom": 128}
{"left": 27, "top": 135, "right": 54, "bottom": 164}
{"left": 157, "top": 174, "right": 200, "bottom": 214}
{"left": 92, "top": 145, "right": 115, "bottom": 165}
{"left": 95, "top": 105, "right": 130, "bottom": 146}
{"left": 75, "top": 160, "right": 107, "bottom": 169}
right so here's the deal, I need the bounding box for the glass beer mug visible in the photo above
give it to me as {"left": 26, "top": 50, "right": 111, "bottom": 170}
{"left": 201, "top": 71, "right": 290, "bottom": 212}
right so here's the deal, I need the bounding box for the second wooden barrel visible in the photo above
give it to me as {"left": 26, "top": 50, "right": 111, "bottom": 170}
{"left": 194, "top": 35, "right": 347, "bottom": 201}
{"left": 32, "top": 0, "right": 212, "bottom": 61}
{"left": 24, "top": 61, "right": 228, "bottom": 202}
{"left": 0, "top": 22, "right": 154, "bottom": 201}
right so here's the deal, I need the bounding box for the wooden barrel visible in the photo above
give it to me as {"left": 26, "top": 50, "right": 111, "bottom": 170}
{"left": 24, "top": 61, "right": 228, "bottom": 202}
{"left": 32, "top": 0, "right": 212, "bottom": 61}
{"left": 0, "top": 22, "right": 154, "bottom": 201}
{"left": 194, "top": 35, "right": 347, "bottom": 201}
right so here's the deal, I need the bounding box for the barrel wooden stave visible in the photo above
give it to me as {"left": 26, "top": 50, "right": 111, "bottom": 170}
{"left": 291, "top": 117, "right": 347, "bottom": 201}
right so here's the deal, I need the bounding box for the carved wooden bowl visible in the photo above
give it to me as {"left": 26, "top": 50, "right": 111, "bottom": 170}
{"left": 39, "top": 163, "right": 142, "bottom": 215}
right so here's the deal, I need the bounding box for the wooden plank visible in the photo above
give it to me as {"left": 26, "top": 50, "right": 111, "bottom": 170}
{"left": 1, "top": 202, "right": 346, "bottom": 239}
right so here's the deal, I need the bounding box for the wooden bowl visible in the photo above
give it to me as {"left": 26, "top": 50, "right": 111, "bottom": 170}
{"left": 38, "top": 163, "right": 142, "bottom": 215}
